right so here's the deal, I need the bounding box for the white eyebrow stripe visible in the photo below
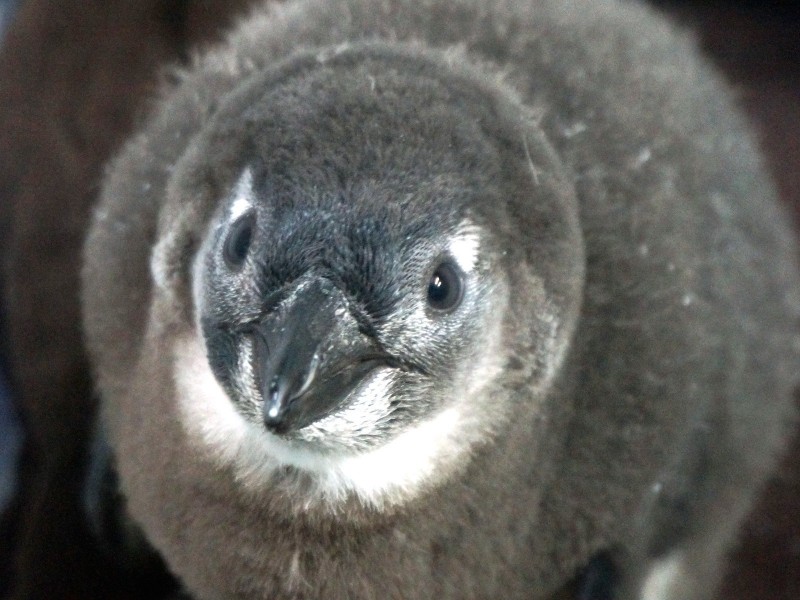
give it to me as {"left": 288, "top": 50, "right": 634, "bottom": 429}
{"left": 229, "top": 168, "right": 255, "bottom": 221}
{"left": 447, "top": 223, "right": 482, "bottom": 273}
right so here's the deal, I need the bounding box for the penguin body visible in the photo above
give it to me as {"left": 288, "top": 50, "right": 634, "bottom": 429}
{"left": 81, "top": 1, "right": 800, "bottom": 598}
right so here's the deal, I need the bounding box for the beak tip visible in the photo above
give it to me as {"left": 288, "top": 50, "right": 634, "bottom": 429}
{"left": 264, "top": 405, "right": 289, "bottom": 434}
{"left": 263, "top": 392, "right": 290, "bottom": 433}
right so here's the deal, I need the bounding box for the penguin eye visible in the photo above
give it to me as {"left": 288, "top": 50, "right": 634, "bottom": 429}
{"left": 426, "top": 261, "right": 464, "bottom": 312}
{"left": 223, "top": 213, "right": 255, "bottom": 270}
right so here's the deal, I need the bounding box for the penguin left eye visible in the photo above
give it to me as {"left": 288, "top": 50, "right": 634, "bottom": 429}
{"left": 223, "top": 213, "right": 255, "bottom": 270}
{"left": 426, "top": 261, "right": 464, "bottom": 312}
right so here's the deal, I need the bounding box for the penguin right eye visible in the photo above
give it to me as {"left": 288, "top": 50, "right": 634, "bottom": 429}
{"left": 223, "top": 213, "right": 255, "bottom": 270}
{"left": 426, "top": 260, "right": 464, "bottom": 312}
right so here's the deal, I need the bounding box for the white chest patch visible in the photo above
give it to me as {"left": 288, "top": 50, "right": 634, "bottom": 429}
{"left": 172, "top": 334, "right": 485, "bottom": 509}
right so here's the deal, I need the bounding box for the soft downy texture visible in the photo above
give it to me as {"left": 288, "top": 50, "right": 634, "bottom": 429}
{"left": 79, "top": 1, "right": 800, "bottom": 599}
{"left": 1, "top": 1, "right": 800, "bottom": 600}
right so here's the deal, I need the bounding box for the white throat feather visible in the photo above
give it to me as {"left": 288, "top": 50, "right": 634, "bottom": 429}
{"left": 172, "top": 332, "right": 502, "bottom": 510}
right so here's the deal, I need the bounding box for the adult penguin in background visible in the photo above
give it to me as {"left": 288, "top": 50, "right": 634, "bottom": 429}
{"left": 80, "top": 0, "right": 800, "bottom": 598}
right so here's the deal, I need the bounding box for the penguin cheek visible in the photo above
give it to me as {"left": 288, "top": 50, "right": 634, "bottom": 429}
{"left": 200, "top": 320, "right": 257, "bottom": 409}
{"left": 203, "top": 327, "right": 240, "bottom": 398}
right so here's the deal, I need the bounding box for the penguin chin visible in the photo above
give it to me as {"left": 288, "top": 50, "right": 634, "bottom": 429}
{"left": 173, "top": 331, "right": 497, "bottom": 511}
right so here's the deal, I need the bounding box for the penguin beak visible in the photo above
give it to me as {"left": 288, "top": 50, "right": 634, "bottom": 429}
{"left": 251, "top": 278, "right": 389, "bottom": 434}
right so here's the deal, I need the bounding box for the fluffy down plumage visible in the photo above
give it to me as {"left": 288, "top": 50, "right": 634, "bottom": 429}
{"left": 80, "top": 1, "right": 800, "bottom": 598}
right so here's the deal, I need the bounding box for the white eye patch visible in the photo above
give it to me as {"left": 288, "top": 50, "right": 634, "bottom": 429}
{"left": 447, "top": 221, "right": 482, "bottom": 274}
{"left": 229, "top": 167, "right": 255, "bottom": 222}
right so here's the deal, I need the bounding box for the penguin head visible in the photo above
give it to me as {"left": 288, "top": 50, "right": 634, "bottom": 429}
{"left": 195, "top": 165, "right": 503, "bottom": 452}
{"left": 163, "top": 43, "right": 583, "bottom": 507}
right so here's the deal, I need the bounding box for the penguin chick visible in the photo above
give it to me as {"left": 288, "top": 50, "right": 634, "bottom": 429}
{"left": 81, "top": 0, "right": 800, "bottom": 599}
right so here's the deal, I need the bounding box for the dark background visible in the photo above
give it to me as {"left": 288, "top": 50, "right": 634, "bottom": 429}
{"left": 0, "top": 0, "right": 798, "bottom": 598}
